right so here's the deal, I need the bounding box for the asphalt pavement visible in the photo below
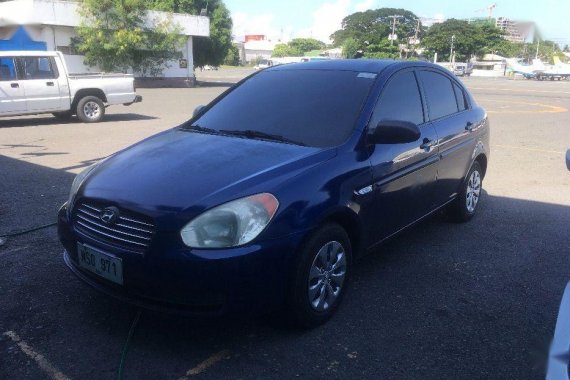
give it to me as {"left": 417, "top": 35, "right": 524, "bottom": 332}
{"left": 0, "top": 69, "right": 569, "bottom": 380}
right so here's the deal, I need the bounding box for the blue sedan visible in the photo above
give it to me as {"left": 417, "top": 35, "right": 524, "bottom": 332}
{"left": 58, "top": 60, "right": 489, "bottom": 327}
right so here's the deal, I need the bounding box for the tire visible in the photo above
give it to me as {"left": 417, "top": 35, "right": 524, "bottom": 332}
{"left": 286, "top": 223, "right": 352, "bottom": 328}
{"left": 76, "top": 96, "right": 105, "bottom": 123}
{"left": 52, "top": 111, "right": 73, "bottom": 121}
{"left": 447, "top": 161, "right": 483, "bottom": 222}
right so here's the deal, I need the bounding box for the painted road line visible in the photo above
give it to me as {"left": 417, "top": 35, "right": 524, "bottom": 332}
{"left": 178, "top": 350, "right": 231, "bottom": 379}
{"left": 494, "top": 144, "right": 565, "bottom": 155}
{"left": 470, "top": 87, "right": 570, "bottom": 95}
{"left": 484, "top": 100, "right": 567, "bottom": 114}
{"left": 3, "top": 331, "right": 71, "bottom": 380}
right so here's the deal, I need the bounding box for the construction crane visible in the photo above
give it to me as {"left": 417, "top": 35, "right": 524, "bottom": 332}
{"left": 476, "top": 3, "right": 497, "bottom": 19}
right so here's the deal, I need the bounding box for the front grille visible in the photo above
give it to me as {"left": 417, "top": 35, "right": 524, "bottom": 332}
{"left": 73, "top": 201, "right": 155, "bottom": 253}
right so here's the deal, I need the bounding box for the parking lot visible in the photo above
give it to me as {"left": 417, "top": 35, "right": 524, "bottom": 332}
{"left": 1, "top": 69, "right": 570, "bottom": 379}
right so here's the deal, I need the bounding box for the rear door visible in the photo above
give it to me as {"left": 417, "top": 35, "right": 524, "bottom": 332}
{"left": 0, "top": 56, "right": 26, "bottom": 115}
{"left": 417, "top": 69, "right": 476, "bottom": 205}
{"left": 17, "top": 56, "right": 64, "bottom": 112}
{"left": 365, "top": 69, "right": 440, "bottom": 243}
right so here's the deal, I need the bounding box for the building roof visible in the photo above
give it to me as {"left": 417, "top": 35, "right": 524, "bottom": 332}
{"left": 0, "top": 0, "right": 209, "bottom": 37}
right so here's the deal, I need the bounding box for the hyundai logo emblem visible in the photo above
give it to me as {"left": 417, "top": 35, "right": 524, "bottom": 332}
{"left": 100, "top": 207, "right": 119, "bottom": 224}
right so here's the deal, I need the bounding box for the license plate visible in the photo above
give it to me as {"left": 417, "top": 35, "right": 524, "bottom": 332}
{"left": 77, "top": 243, "right": 123, "bottom": 285}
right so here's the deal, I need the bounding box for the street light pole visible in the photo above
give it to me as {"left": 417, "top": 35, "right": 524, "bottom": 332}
{"left": 450, "top": 34, "right": 456, "bottom": 66}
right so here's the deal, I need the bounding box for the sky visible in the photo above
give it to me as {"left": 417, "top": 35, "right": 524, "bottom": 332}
{"left": 225, "top": 0, "right": 569, "bottom": 46}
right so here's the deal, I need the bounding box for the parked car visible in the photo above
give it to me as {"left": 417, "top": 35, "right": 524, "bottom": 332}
{"left": 453, "top": 62, "right": 473, "bottom": 77}
{"left": 546, "top": 150, "right": 570, "bottom": 379}
{"left": 58, "top": 60, "right": 489, "bottom": 327}
{"left": 0, "top": 51, "right": 141, "bottom": 122}
{"left": 202, "top": 65, "right": 219, "bottom": 71}
{"left": 254, "top": 59, "right": 273, "bottom": 70}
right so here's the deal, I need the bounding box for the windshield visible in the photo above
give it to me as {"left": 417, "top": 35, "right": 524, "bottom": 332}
{"left": 189, "top": 69, "right": 376, "bottom": 148}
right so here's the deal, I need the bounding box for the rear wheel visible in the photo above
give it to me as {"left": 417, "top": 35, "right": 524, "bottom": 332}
{"left": 286, "top": 223, "right": 351, "bottom": 328}
{"left": 447, "top": 161, "right": 483, "bottom": 222}
{"left": 76, "top": 96, "right": 105, "bottom": 123}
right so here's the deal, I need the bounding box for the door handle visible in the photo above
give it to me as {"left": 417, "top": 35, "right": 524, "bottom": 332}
{"left": 10, "top": 82, "right": 19, "bottom": 88}
{"left": 465, "top": 122, "right": 474, "bottom": 131}
{"left": 420, "top": 138, "right": 436, "bottom": 150}
{"left": 46, "top": 81, "right": 55, "bottom": 86}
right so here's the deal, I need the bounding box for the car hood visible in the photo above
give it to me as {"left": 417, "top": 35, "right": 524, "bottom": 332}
{"left": 80, "top": 129, "right": 334, "bottom": 217}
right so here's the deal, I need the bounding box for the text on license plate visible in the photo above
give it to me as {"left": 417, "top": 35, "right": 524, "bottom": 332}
{"left": 77, "top": 243, "right": 123, "bottom": 285}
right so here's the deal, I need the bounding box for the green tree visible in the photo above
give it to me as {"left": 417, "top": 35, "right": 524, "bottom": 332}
{"left": 422, "top": 19, "right": 520, "bottom": 61}
{"left": 365, "top": 39, "right": 400, "bottom": 59}
{"left": 74, "top": 0, "right": 185, "bottom": 76}
{"left": 271, "top": 38, "right": 326, "bottom": 58}
{"left": 271, "top": 43, "right": 301, "bottom": 57}
{"left": 148, "top": 0, "right": 233, "bottom": 68}
{"left": 288, "top": 38, "right": 325, "bottom": 53}
{"left": 331, "top": 8, "right": 422, "bottom": 47}
{"left": 341, "top": 37, "right": 359, "bottom": 58}
{"left": 224, "top": 44, "right": 240, "bottom": 66}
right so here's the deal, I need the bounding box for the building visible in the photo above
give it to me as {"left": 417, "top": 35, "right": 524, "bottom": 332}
{"left": 241, "top": 35, "right": 276, "bottom": 63}
{"left": 495, "top": 17, "right": 535, "bottom": 43}
{"left": 0, "top": 0, "right": 209, "bottom": 86}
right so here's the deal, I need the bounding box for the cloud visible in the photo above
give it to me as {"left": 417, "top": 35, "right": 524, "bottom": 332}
{"left": 296, "top": 0, "right": 352, "bottom": 43}
{"left": 354, "top": 0, "right": 376, "bottom": 12}
{"left": 232, "top": 0, "right": 381, "bottom": 45}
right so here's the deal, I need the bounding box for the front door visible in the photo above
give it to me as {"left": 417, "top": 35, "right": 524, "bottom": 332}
{"left": 0, "top": 56, "right": 26, "bottom": 115}
{"left": 18, "top": 56, "right": 63, "bottom": 112}
{"left": 364, "top": 69, "right": 440, "bottom": 244}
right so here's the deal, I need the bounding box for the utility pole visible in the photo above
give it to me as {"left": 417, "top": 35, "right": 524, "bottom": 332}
{"left": 388, "top": 15, "right": 402, "bottom": 46}
{"left": 450, "top": 34, "right": 456, "bottom": 66}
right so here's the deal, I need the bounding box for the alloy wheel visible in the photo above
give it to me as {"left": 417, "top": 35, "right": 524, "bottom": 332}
{"left": 466, "top": 170, "right": 481, "bottom": 213}
{"left": 307, "top": 241, "right": 347, "bottom": 312}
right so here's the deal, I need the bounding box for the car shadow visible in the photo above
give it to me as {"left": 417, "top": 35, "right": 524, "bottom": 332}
{"left": 1, "top": 155, "right": 569, "bottom": 379}
{"left": 0, "top": 113, "right": 157, "bottom": 129}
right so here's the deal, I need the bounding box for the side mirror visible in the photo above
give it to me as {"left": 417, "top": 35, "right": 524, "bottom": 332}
{"left": 193, "top": 105, "right": 205, "bottom": 118}
{"left": 368, "top": 120, "right": 421, "bottom": 145}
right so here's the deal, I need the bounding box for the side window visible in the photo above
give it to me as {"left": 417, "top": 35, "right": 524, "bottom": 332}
{"left": 419, "top": 71, "right": 458, "bottom": 120}
{"left": 453, "top": 83, "right": 467, "bottom": 111}
{"left": 20, "top": 57, "right": 56, "bottom": 80}
{"left": 0, "top": 57, "right": 17, "bottom": 81}
{"left": 370, "top": 71, "right": 424, "bottom": 131}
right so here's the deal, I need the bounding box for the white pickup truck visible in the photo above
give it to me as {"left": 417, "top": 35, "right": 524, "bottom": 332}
{"left": 0, "top": 51, "right": 142, "bottom": 123}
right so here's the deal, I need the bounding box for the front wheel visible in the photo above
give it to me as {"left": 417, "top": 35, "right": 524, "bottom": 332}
{"left": 76, "top": 96, "right": 105, "bottom": 123}
{"left": 286, "top": 223, "right": 352, "bottom": 328}
{"left": 447, "top": 161, "right": 483, "bottom": 222}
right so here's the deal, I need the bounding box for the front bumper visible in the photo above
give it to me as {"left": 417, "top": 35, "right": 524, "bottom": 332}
{"left": 58, "top": 204, "right": 305, "bottom": 316}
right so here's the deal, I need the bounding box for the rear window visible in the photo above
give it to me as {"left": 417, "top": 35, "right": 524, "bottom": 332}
{"left": 190, "top": 69, "right": 375, "bottom": 147}
{"left": 20, "top": 56, "right": 57, "bottom": 80}
{"left": 419, "top": 70, "right": 458, "bottom": 120}
{"left": 0, "top": 57, "right": 17, "bottom": 81}
{"left": 453, "top": 83, "right": 467, "bottom": 111}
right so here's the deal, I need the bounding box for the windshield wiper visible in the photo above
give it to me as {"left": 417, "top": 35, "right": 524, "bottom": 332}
{"left": 180, "top": 124, "right": 219, "bottom": 135}
{"left": 219, "top": 129, "right": 306, "bottom": 146}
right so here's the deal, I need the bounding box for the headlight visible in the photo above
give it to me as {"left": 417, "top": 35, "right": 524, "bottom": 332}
{"left": 67, "top": 164, "right": 97, "bottom": 208}
{"left": 180, "top": 193, "right": 279, "bottom": 248}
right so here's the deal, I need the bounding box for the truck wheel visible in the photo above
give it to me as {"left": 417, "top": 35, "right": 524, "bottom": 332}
{"left": 77, "top": 96, "right": 105, "bottom": 123}
{"left": 52, "top": 111, "right": 73, "bottom": 121}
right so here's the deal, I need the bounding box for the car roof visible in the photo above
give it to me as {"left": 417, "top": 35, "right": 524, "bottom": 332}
{"left": 266, "top": 59, "right": 442, "bottom": 74}
{"left": 0, "top": 51, "right": 59, "bottom": 57}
